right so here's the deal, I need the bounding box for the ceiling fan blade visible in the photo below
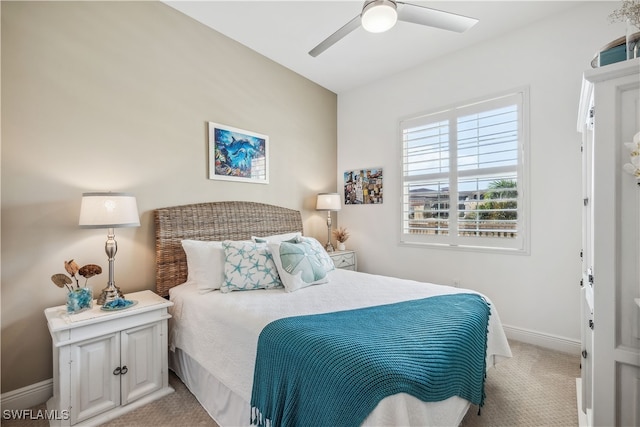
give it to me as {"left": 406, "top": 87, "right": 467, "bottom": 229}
{"left": 396, "top": 2, "right": 478, "bottom": 33}
{"left": 309, "top": 15, "right": 361, "bottom": 57}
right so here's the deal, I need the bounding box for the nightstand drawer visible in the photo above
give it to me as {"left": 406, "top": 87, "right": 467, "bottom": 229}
{"left": 330, "top": 251, "right": 357, "bottom": 271}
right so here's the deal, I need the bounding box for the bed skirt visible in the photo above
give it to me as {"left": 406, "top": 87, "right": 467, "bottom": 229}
{"left": 169, "top": 347, "right": 472, "bottom": 427}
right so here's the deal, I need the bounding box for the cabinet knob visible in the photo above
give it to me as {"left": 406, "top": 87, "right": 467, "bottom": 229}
{"left": 588, "top": 319, "right": 594, "bottom": 330}
{"left": 113, "top": 367, "right": 121, "bottom": 376}
{"left": 121, "top": 365, "right": 128, "bottom": 375}
{"left": 581, "top": 350, "right": 588, "bottom": 359}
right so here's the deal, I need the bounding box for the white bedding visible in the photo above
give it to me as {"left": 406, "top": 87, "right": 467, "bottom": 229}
{"left": 168, "top": 268, "right": 512, "bottom": 426}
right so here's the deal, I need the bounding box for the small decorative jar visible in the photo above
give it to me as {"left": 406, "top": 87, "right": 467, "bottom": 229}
{"left": 338, "top": 242, "right": 346, "bottom": 251}
{"left": 67, "top": 287, "right": 93, "bottom": 314}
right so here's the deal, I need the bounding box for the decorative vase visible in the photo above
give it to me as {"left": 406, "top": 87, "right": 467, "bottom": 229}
{"left": 67, "top": 287, "right": 93, "bottom": 314}
{"left": 338, "top": 242, "right": 346, "bottom": 251}
{"left": 626, "top": 19, "right": 640, "bottom": 60}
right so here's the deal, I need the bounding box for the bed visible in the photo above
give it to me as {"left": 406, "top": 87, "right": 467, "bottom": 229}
{"left": 154, "top": 201, "right": 512, "bottom": 427}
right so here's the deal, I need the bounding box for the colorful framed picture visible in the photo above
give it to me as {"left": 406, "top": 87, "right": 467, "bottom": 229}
{"left": 344, "top": 168, "right": 383, "bottom": 204}
{"left": 208, "top": 122, "right": 269, "bottom": 184}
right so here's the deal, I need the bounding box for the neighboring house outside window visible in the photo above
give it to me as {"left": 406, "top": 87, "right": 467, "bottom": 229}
{"left": 400, "top": 89, "right": 529, "bottom": 252}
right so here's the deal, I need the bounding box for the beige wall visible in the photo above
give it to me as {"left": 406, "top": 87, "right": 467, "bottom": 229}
{"left": 1, "top": 1, "right": 337, "bottom": 393}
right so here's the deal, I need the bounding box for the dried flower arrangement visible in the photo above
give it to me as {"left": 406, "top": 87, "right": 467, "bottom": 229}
{"left": 332, "top": 227, "right": 350, "bottom": 243}
{"left": 609, "top": 0, "right": 640, "bottom": 27}
{"left": 51, "top": 259, "right": 102, "bottom": 292}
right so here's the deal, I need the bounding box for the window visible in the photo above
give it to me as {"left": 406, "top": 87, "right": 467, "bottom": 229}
{"left": 400, "top": 90, "right": 528, "bottom": 251}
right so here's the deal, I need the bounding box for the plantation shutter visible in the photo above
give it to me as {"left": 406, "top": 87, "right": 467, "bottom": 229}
{"left": 401, "top": 91, "right": 527, "bottom": 251}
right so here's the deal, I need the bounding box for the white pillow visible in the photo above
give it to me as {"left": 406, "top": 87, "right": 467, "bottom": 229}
{"left": 220, "top": 240, "right": 283, "bottom": 293}
{"left": 181, "top": 240, "right": 225, "bottom": 293}
{"left": 268, "top": 238, "right": 331, "bottom": 293}
{"left": 251, "top": 232, "right": 301, "bottom": 243}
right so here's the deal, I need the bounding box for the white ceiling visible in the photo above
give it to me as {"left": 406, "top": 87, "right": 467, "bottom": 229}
{"left": 164, "top": 1, "right": 581, "bottom": 94}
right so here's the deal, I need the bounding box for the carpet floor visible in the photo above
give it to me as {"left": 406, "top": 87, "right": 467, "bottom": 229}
{"left": 461, "top": 340, "right": 580, "bottom": 426}
{"left": 3, "top": 340, "right": 579, "bottom": 426}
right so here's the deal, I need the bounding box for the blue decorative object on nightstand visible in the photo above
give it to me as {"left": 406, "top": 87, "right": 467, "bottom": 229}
{"left": 101, "top": 298, "right": 137, "bottom": 311}
{"left": 66, "top": 287, "right": 93, "bottom": 314}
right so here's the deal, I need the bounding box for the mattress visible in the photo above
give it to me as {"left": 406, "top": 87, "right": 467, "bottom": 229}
{"left": 168, "top": 268, "right": 512, "bottom": 426}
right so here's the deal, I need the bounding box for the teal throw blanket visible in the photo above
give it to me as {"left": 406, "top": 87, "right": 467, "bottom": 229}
{"left": 250, "top": 293, "right": 491, "bottom": 427}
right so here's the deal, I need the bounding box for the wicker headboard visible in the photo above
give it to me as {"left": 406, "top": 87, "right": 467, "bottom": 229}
{"left": 154, "top": 201, "right": 303, "bottom": 296}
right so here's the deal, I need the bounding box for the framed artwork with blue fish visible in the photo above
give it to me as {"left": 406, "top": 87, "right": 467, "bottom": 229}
{"left": 208, "top": 122, "right": 269, "bottom": 184}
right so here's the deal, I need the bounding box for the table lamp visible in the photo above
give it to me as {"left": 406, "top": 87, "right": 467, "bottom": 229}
{"left": 79, "top": 192, "right": 140, "bottom": 305}
{"left": 316, "top": 193, "right": 341, "bottom": 252}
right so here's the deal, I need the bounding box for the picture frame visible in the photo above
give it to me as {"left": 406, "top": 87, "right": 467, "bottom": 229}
{"left": 208, "top": 122, "right": 269, "bottom": 184}
{"left": 344, "top": 168, "right": 383, "bottom": 204}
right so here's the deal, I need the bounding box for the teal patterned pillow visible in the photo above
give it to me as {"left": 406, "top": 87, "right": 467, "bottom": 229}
{"left": 268, "top": 239, "right": 330, "bottom": 292}
{"left": 299, "top": 236, "right": 335, "bottom": 273}
{"left": 221, "top": 241, "right": 283, "bottom": 293}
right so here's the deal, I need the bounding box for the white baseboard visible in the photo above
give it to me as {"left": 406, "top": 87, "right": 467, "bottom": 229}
{"left": 502, "top": 324, "right": 581, "bottom": 355}
{"left": 1, "top": 379, "right": 52, "bottom": 411}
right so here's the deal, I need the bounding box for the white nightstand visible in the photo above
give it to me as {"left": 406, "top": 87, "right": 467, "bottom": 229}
{"left": 329, "top": 250, "right": 357, "bottom": 271}
{"left": 45, "top": 290, "right": 174, "bottom": 426}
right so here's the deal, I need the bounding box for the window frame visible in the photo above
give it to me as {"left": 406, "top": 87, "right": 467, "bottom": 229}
{"left": 399, "top": 88, "right": 530, "bottom": 253}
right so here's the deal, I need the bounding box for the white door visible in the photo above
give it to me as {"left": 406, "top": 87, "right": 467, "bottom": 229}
{"left": 580, "top": 114, "right": 594, "bottom": 421}
{"left": 120, "top": 322, "right": 162, "bottom": 405}
{"left": 70, "top": 332, "right": 120, "bottom": 424}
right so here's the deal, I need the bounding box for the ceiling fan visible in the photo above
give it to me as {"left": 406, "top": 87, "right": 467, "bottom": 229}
{"left": 309, "top": 0, "right": 478, "bottom": 57}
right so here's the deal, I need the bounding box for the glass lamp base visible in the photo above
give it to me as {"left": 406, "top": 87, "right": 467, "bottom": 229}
{"left": 97, "top": 284, "right": 124, "bottom": 305}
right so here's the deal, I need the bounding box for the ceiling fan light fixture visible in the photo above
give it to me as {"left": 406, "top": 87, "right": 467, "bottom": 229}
{"left": 361, "top": 0, "right": 398, "bottom": 33}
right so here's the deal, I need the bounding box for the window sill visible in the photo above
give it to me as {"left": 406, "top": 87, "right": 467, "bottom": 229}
{"left": 398, "top": 240, "right": 530, "bottom": 255}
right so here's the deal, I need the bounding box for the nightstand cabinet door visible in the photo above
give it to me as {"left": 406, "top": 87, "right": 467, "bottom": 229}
{"left": 121, "top": 322, "right": 162, "bottom": 404}
{"left": 329, "top": 251, "right": 357, "bottom": 271}
{"left": 70, "top": 333, "right": 120, "bottom": 424}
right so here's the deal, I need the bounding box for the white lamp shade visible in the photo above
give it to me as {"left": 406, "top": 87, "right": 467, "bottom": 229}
{"left": 361, "top": 0, "right": 398, "bottom": 33}
{"left": 79, "top": 192, "right": 140, "bottom": 228}
{"left": 316, "top": 193, "right": 341, "bottom": 211}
